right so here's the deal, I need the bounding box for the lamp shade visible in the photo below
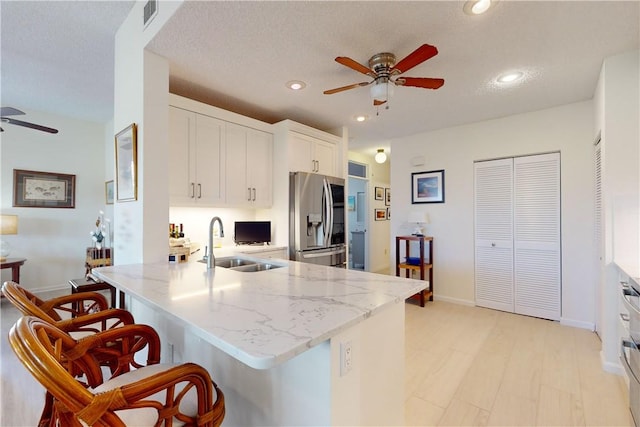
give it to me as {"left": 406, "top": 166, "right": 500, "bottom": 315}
{"left": 0, "top": 215, "right": 18, "bottom": 235}
{"left": 408, "top": 211, "right": 429, "bottom": 224}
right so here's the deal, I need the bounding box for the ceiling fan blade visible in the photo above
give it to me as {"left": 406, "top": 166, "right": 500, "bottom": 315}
{"left": 335, "top": 57, "right": 375, "bottom": 77}
{"left": 323, "top": 81, "right": 371, "bottom": 95}
{"left": 1, "top": 117, "right": 59, "bottom": 134}
{"left": 373, "top": 99, "right": 387, "bottom": 106}
{"left": 0, "top": 107, "right": 25, "bottom": 116}
{"left": 395, "top": 77, "right": 445, "bottom": 90}
{"left": 391, "top": 44, "right": 439, "bottom": 75}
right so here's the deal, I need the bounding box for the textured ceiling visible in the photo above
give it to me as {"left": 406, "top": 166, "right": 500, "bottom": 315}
{"left": 2, "top": 1, "right": 639, "bottom": 156}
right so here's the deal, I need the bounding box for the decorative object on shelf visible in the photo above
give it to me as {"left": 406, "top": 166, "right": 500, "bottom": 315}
{"left": 374, "top": 186, "right": 384, "bottom": 201}
{"left": 385, "top": 187, "right": 391, "bottom": 206}
{"left": 375, "top": 148, "right": 387, "bottom": 164}
{"left": 105, "top": 180, "right": 114, "bottom": 204}
{"left": 411, "top": 169, "right": 445, "bottom": 204}
{"left": 386, "top": 207, "right": 391, "bottom": 220}
{"left": 12, "top": 169, "right": 76, "bottom": 208}
{"left": 375, "top": 208, "right": 387, "bottom": 221}
{"left": 0, "top": 214, "right": 18, "bottom": 261}
{"left": 408, "top": 211, "right": 430, "bottom": 236}
{"left": 115, "top": 123, "right": 138, "bottom": 202}
{"left": 89, "top": 211, "right": 111, "bottom": 250}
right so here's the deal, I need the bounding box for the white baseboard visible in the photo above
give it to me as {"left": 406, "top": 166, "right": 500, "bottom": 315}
{"left": 560, "top": 317, "right": 595, "bottom": 331}
{"left": 601, "top": 350, "right": 624, "bottom": 376}
{"left": 434, "top": 294, "right": 475, "bottom": 306}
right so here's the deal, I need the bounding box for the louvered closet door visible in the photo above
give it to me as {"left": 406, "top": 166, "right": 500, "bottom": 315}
{"left": 514, "top": 153, "right": 561, "bottom": 320}
{"left": 474, "top": 158, "right": 514, "bottom": 312}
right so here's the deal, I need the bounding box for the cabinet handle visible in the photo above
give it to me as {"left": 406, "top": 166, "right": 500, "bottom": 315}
{"left": 248, "top": 188, "right": 252, "bottom": 201}
{"left": 621, "top": 313, "right": 630, "bottom": 322}
{"left": 252, "top": 188, "right": 256, "bottom": 201}
{"left": 491, "top": 243, "right": 496, "bottom": 247}
{"left": 197, "top": 183, "right": 202, "bottom": 199}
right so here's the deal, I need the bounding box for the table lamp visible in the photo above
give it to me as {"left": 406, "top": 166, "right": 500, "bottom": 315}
{"left": 0, "top": 214, "right": 18, "bottom": 261}
{"left": 408, "top": 211, "right": 429, "bottom": 236}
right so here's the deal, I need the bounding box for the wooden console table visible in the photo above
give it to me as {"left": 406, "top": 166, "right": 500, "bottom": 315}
{"left": 395, "top": 236, "right": 433, "bottom": 307}
{"left": 1, "top": 257, "right": 26, "bottom": 283}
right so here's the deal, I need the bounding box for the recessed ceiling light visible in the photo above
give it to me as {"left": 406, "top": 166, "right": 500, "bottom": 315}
{"left": 286, "top": 80, "right": 306, "bottom": 90}
{"left": 497, "top": 71, "right": 524, "bottom": 83}
{"left": 463, "top": 0, "right": 497, "bottom": 15}
{"left": 354, "top": 115, "right": 369, "bottom": 122}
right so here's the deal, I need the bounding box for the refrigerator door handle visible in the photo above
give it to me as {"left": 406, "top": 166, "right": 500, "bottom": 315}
{"left": 323, "top": 178, "right": 332, "bottom": 247}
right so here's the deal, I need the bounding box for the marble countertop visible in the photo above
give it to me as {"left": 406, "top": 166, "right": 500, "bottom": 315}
{"left": 93, "top": 257, "right": 427, "bottom": 369}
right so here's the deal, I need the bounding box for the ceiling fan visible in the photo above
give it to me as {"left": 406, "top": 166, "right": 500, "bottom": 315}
{"left": 323, "top": 43, "right": 445, "bottom": 105}
{"left": 0, "top": 107, "right": 59, "bottom": 134}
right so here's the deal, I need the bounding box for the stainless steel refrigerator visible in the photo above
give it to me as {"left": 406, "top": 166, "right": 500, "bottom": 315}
{"left": 289, "top": 171, "right": 346, "bottom": 267}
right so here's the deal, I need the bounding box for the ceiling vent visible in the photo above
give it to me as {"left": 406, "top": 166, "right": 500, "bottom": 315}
{"left": 143, "top": 0, "right": 158, "bottom": 29}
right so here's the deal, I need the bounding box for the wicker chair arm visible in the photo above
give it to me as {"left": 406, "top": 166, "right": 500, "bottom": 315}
{"left": 56, "top": 308, "right": 135, "bottom": 334}
{"left": 40, "top": 291, "right": 109, "bottom": 317}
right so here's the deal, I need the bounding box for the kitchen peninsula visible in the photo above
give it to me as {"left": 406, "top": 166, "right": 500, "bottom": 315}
{"left": 93, "top": 256, "right": 426, "bottom": 426}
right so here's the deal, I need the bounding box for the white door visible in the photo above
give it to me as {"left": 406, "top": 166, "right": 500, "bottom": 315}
{"left": 474, "top": 153, "right": 561, "bottom": 321}
{"left": 474, "top": 158, "right": 514, "bottom": 313}
{"left": 513, "top": 153, "right": 561, "bottom": 321}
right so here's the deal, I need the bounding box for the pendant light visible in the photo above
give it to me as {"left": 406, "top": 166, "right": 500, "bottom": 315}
{"left": 375, "top": 149, "right": 387, "bottom": 164}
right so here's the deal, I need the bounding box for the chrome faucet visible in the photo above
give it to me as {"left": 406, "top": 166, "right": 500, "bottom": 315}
{"left": 206, "top": 216, "right": 225, "bottom": 269}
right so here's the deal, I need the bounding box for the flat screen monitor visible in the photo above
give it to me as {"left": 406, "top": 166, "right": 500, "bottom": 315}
{"left": 234, "top": 221, "right": 271, "bottom": 245}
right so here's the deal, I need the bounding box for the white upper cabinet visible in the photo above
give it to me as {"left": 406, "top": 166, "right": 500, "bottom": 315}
{"left": 288, "top": 131, "right": 337, "bottom": 176}
{"left": 225, "top": 123, "right": 273, "bottom": 207}
{"left": 169, "top": 95, "right": 274, "bottom": 208}
{"left": 169, "top": 106, "right": 225, "bottom": 206}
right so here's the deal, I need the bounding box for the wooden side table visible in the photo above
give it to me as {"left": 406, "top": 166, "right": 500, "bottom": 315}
{"left": 1, "top": 257, "right": 26, "bottom": 283}
{"left": 69, "top": 277, "right": 121, "bottom": 309}
{"left": 395, "top": 236, "right": 433, "bottom": 307}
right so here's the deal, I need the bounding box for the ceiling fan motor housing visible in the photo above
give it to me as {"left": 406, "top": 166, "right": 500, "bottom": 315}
{"left": 369, "top": 52, "right": 396, "bottom": 83}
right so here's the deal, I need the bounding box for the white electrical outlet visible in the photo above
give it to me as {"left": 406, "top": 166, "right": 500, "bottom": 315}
{"left": 340, "top": 341, "right": 353, "bottom": 376}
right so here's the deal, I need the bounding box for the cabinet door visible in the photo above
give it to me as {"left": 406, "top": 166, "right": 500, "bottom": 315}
{"left": 247, "top": 129, "right": 273, "bottom": 207}
{"left": 474, "top": 158, "right": 514, "bottom": 313}
{"left": 313, "top": 139, "right": 336, "bottom": 176}
{"left": 195, "top": 114, "right": 225, "bottom": 205}
{"left": 289, "top": 132, "right": 313, "bottom": 173}
{"left": 169, "top": 107, "right": 196, "bottom": 205}
{"left": 225, "top": 123, "right": 250, "bottom": 206}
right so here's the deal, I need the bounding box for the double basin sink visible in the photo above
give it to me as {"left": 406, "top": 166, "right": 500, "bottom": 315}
{"left": 199, "top": 256, "right": 284, "bottom": 273}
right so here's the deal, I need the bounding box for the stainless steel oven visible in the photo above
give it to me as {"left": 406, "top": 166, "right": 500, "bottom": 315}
{"left": 621, "top": 282, "right": 640, "bottom": 426}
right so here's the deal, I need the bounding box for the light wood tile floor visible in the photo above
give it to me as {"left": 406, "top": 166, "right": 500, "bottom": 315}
{"left": 404, "top": 301, "right": 632, "bottom": 426}
{"left": 1, "top": 291, "right": 632, "bottom": 426}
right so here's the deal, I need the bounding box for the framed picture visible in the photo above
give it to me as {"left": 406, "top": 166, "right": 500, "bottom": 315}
{"left": 347, "top": 195, "right": 356, "bottom": 211}
{"left": 412, "top": 169, "right": 445, "bottom": 204}
{"left": 386, "top": 207, "right": 391, "bottom": 220}
{"left": 115, "top": 123, "right": 138, "bottom": 202}
{"left": 375, "top": 208, "right": 387, "bottom": 221}
{"left": 374, "top": 186, "right": 384, "bottom": 201}
{"left": 105, "top": 180, "right": 114, "bottom": 205}
{"left": 385, "top": 188, "right": 391, "bottom": 206}
{"left": 13, "top": 169, "right": 75, "bottom": 208}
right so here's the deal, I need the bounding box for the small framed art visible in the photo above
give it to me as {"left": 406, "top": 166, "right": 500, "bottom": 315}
{"left": 412, "top": 169, "right": 445, "bottom": 204}
{"left": 374, "top": 208, "right": 387, "bottom": 221}
{"left": 375, "top": 186, "right": 384, "bottom": 201}
{"left": 115, "top": 123, "right": 138, "bottom": 202}
{"left": 13, "top": 169, "right": 75, "bottom": 208}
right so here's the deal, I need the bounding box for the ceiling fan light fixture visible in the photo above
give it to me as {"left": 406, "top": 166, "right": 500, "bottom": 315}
{"left": 370, "top": 81, "right": 394, "bottom": 103}
{"left": 375, "top": 148, "right": 387, "bottom": 164}
{"left": 286, "top": 80, "right": 306, "bottom": 90}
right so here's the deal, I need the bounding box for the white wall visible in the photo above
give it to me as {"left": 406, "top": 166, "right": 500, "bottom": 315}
{"left": 594, "top": 49, "right": 639, "bottom": 372}
{"left": 0, "top": 109, "right": 108, "bottom": 290}
{"left": 390, "top": 100, "right": 596, "bottom": 328}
